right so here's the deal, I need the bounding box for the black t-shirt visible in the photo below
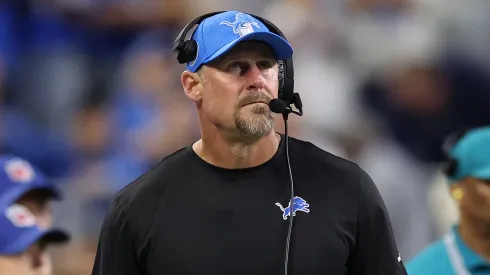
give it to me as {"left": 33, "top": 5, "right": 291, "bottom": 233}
{"left": 91, "top": 135, "right": 408, "bottom": 275}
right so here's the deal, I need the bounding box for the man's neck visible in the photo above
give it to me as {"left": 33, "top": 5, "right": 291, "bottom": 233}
{"left": 459, "top": 213, "right": 490, "bottom": 261}
{"left": 192, "top": 131, "right": 281, "bottom": 169}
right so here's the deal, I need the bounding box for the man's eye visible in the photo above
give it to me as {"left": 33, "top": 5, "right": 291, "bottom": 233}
{"left": 257, "top": 61, "right": 272, "bottom": 69}
{"left": 229, "top": 62, "right": 242, "bottom": 71}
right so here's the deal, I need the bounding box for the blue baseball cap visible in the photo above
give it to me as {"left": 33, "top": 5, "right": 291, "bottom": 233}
{"left": 186, "top": 11, "right": 293, "bottom": 72}
{"left": 449, "top": 126, "right": 490, "bottom": 180}
{"left": 0, "top": 155, "right": 61, "bottom": 209}
{"left": 0, "top": 204, "right": 69, "bottom": 255}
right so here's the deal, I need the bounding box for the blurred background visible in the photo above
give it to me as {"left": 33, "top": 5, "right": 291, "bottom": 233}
{"left": 0, "top": 0, "right": 489, "bottom": 273}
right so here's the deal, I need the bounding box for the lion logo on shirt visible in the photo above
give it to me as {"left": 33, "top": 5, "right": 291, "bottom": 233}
{"left": 275, "top": 196, "right": 310, "bottom": 220}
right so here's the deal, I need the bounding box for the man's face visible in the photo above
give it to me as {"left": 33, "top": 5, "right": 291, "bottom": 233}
{"left": 13, "top": 190, "right": 55, "bottom": 275}
{"left": 0, "top": 243, "right": 45, "bottom": 275}
{"left": 196, "top": 41, "right": 279, "bottom": 138}
{"left": 16, "top": 190, "right": 53, "bottom": 229}
{"left": 455, "top": 177, "right": 490, "bottom": 222}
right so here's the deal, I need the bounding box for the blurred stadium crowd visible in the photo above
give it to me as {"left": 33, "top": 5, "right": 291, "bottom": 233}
{"left": 0, "top": 0, "right": 489, "bottom": 273}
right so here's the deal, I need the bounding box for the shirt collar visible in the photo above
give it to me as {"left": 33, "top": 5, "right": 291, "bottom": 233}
{"left": 452, "top": 225, "right": 490, "bottom": 271}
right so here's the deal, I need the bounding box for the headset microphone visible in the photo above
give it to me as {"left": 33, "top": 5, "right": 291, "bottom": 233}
{"left": 269, "top": 94, "right": 303, "bottom": 275}
{"left": 269, "top": 99, "right": 303, "bottom": 118}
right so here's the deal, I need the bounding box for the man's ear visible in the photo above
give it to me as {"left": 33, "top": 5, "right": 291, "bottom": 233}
{"left": 181, "top": 70, "right": 203, "bottom": 102}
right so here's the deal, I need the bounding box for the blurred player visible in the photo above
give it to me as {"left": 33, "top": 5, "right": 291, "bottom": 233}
{"left": 0, "top": 204, "right": 69, "bottom": 275}
{"left": 407, "top": 126, "right": 490, "bottom": 274}
{"left": 0, "top": 155, "right": 62, "bottom": 226}
{"left": 0, "top": 155, "right": 66, "bottom": 275}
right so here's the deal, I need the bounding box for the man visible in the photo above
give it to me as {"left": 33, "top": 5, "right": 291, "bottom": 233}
{"left": 0, "top": 155, "right": 66, "bottom": 275}
{"left": 0, "top": 203, "right": 69, "bottom": 275}
{"left": 0, "top": 155, "right": 62, "bottom": 228}
{"left": 92, "top": 11, "right": 407, "bottom": 275}
{"left": 407, "top": 126, "right": 490, "bottom": 274}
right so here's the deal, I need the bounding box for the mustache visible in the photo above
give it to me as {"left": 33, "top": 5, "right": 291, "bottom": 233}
{"left": 239, "top": 93, "right": 273, "bottom": 106}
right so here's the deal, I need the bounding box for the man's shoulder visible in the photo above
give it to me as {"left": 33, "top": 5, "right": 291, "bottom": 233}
{"left": 112, "top": 146, "right": 192, "bottom": 212}
{"left": 288, "top": 135, "right": 362, "bottom": 175}
{"left": 406, "top": 238, "right": 452, "bottom": 275}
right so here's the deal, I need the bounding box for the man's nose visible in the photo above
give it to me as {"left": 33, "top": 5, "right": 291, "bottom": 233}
{"left": 245, "top": 64, "right": 265, "bottom": 91}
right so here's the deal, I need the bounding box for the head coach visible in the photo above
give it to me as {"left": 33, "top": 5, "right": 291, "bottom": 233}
{"left": 91, "top": 10, "right": 407, "bottom": 275}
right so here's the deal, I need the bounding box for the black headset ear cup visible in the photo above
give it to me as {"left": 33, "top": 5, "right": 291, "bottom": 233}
{"left": 277, "top": 60, "right": 285, "bottom": 99}
{"left": 277, "top": 58, "right": 294, "bottom": 103}
{"left": 282, "top": 58, "right": 294, "bottom": 103}
{"left": 441, "top": 128, "right": 470, "bottom": 178}
{"left": 176, "top": 40, "right": 198, "bottom": 64}
{"left": 442, "top": 158, "right": 458, "bottom": 177}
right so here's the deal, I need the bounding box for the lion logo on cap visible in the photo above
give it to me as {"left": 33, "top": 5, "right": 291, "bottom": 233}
{"left": 220, "top": 12, "right": 261, "bottom": 37}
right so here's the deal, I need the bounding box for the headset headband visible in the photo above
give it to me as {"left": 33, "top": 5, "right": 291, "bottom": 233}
{"left": 172, "top": 11, "right": 225, "bottom": 53}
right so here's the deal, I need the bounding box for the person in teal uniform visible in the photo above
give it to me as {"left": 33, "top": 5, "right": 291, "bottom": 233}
{"left": 407, "top": 126, "right": 490, "bottom": 275}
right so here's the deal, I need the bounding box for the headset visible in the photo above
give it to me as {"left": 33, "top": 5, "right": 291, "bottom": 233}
{"left": 172, "top": 11, "right": 301, "bottom": 108}
{"left": 173, "top": 11, "right": 303, "bottom": 275}
{"left": 441, "top": 128, "right": 471, "bottom": 178}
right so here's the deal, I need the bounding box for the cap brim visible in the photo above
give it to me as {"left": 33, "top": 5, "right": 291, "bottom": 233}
{"left": 472, "top": 166, "right": 490, "bottom": 180}
{"left": 202, "top": 31, "right": 293, "bottom": 66}
{"left": 0, "top": 184, "right": 62, "bottom": 208}
{"left": 39, "top": 228, "right": 71, "bottom": 245}
{"left": 1, "top": 228, "right": 70, "bottom": 255}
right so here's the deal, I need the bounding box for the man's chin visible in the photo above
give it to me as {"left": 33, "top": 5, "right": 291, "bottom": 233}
{"left": 235, "top": 116, "right": 275, "bottom": 138}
